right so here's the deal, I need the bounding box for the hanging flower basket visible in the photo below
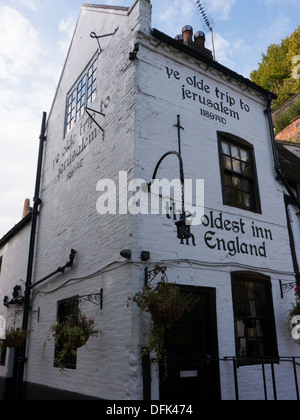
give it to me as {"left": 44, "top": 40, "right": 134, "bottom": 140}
{"left": 148, "top": 302, "right": 186, "bottom": 324}
{"left": 131, "top": 280, "right": 190, "bottom": 323}
{"left": 43, "top": 309, "right": 100, "bottom": 373}
{"left": 129, "top": 278, "right": 198, "bottom": 365}
{"left": 289, "top": 287, "right": 300, "bottom": 346}
{"left": 2, "top": 329, "right": 29, "bottom": 349}
{"left": 58, "top": 330, "right": 90, "bottom": 350}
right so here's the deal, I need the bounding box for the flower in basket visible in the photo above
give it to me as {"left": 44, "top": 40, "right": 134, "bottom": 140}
{"left": 130, "top": 280, "right": 197, "bottom": 364}
{"left": 288, "top": 287, "right": 300, "bottom": 346}
{"left": 1, "top": 328, "right": 29, "bottom": 349}
{"left": 290, "top": 287, "right": 300, "bottom": 318}
{"left": 43, "top": 310, "right": 100, "bottom": 373}
{"left": 132, "top": 280, "right": 193, "bottom": 324}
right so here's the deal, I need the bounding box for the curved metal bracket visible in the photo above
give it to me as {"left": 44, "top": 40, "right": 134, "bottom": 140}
{"left": 147, "top": 149, "right": 196, "bottom": 246}
{"left": 280, "top": 280, "right": 297, "bottom": 299}
{"left": 78, "top": 289, "right": 103, "bottom": 309}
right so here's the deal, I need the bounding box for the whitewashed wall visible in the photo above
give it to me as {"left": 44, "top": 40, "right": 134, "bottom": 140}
{"left": 131, "top": 25, "right": 300, "bottom": 399}
{"left": 0, "top": 219, "right": 31, "bottom": 384}
{"left": 1, "top": 0, "right": 299, "bottom": 400}
{"left": 23, "top": 1, "right": 152, "bottom": 400}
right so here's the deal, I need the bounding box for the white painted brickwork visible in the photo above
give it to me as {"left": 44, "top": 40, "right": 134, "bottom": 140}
{"left": 0, "top": 0, "right": 299, "bottom": 400}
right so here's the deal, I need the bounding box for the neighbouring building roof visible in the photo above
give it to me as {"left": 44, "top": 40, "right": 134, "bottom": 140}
{"left": 0, "top": 211, "right": 32, "bottom": 248}
{"left": 277, "top": 140, "right": 300, "bottom": 185}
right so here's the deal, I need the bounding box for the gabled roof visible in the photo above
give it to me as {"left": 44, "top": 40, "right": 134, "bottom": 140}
{"left": 82, "top": 4, "right": 130, "bottom": 12}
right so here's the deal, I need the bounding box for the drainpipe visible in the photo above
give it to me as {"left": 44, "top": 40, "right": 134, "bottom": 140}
{"left": 14, "top": 112, "right": 47, "bottom": 400}
{"left": 266, "top": 95, "right": 300, "bottom": 287}
{"left": 297, "top": 183, "right": 300, "bottom": 202}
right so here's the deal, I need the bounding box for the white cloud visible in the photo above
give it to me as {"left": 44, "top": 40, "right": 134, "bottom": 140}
{"left": 18, "top": 0, "right": 38, "bottom": 12}
{"left": 206, "top": 0, "right": 236, "bottom": 21}
{"left": 158, "top": 0, "right": 195, "bottom": 35}
{"left": 0, "top": 6, "right": 60, "bottom": 236}
{"left": 206, "top": 32, "right": 249, "bottom": 69}
{"left": 58, "top": 16, "right": 77, "bottom": 54}
{"left": 0, "top": 6, "right": 44, "bottom": 84}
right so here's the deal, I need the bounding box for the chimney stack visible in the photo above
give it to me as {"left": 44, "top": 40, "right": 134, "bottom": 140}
{"left": 175, "top": 26, "right": 214, "bottom": 60}
{"left": 182, "top": 25, "right": 193, "bottom": 46}
{"left": 22, "top": 198, "right": 31, "bottom": 219}
{"left": 194, "top": 31, "right": 206, "bottom": 49}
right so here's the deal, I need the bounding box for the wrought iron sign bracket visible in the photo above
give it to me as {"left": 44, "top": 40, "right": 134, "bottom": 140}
{"left": 78, "top": 289, "right": 103, "bottom": 309}
{"left": 279, "top": 280, "right": 297, "bottom": 299}
{"left": 147, "top": 115, "right": 196, "bottom": 246}
{"left": 145, "top": 266, "right": 167, "bottom": 287}
{"left": 90, "top": 28, "right": 119, "bottom": 53}
{"left": 10, "top": 308, "right": 40, "bottom": 323}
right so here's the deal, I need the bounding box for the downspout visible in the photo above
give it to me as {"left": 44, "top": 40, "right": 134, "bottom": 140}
{"left": 266, "top": 94, "right": 300, "bottom": 287}
{"left": 285, "top": 197, "right": 300, "bottom": 287}
{"left": 297, "top": 183, "right": 300, "bottom": 202}
{"left": 15, "top": 112, "right": 47, "bottom": 400}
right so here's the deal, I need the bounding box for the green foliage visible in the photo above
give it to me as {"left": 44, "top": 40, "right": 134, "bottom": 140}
{"left": 130, "top": 279, "right": 197, "bottom": 365}
{"left": 43, "top": 310, "right": 99, "bottom": 373}
{"left": 132, "top": 281, "right": 189, "bottom": 314}
{"left": 250, "top": 26, "right": 300, "bottom": 109}
{"left": 0, "top": 328, "right": 29, "bottom": 349}
{"left": 274, "top": 97, "right": 300, "bottom": 135}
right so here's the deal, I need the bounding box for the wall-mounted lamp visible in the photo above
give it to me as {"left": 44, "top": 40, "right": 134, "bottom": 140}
{"left": 3, "top": 285, "right": 24, "bottom": 307}
{"left": 120, "top": 249, "right": 132, "bottom": 260}
{"left": 141, "top": 251, "right": 151, "bottom": 262}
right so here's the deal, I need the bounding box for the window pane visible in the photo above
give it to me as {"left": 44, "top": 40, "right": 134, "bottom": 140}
{"left": 232, "top": 188, "right": 243, "bottom": 205}
{"left": 224, "top": 174, "right": 232, "bottom": 187}
{"left": 232, "top": 158, "right": 241, "bottom": 173}
{"left": 241, "top": 178, "right": 250, "bottom": 192}
{"left": 241, "top": 162, "right": 251, "bottom": 177}
{"left": 225, "top": 186, "right": 233, "bottom": 203}
{"left": 223, "top": 156, "right": 232, "bottom": 171}
{"left": 222, "top": 141, "right": 230, "bottom": 156}
{"left": 242, "top": 192, "right": 251, "bottom": 208}
{"left": 240, "top": 149, "right": 249, "bottom": 162}
{"left": 231, "top": 145, "right": 240, "bottom": 159}
{"left": 232, "top": 176, "right": 241, "bottom": 189}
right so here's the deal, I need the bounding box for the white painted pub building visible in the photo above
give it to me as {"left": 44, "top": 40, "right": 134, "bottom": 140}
{"left": 1, "top": 0, "right": 300, "bottom": 400}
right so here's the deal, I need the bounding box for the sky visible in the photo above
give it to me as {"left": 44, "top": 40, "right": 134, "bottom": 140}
{"left": 0, "top": 0, "right": 299, "bottom": 237}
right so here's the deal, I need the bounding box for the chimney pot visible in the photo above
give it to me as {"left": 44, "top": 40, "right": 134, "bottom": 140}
{"left": 182, "top": 25, "right": 193, "bottom": 44}
{"left": 175, "top": 34, "right": 183, "bottom": 43}
{"left": 194, "top": 31, "right": 206, "bottom": 48}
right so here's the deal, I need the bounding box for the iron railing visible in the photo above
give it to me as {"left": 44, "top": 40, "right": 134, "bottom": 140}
{"left": 219, "top": 356, "right": 300, "bottom": 400}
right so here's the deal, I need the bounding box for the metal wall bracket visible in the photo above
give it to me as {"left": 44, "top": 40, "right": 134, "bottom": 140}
{"left": 86, "top": 107, "right": 105, "bottom": 137}
{"left": 90, "top": 28, "right": 119, "bottom": 53}
{"left": 78, "top": 289, "right": 103, "bottom": 309}
{"left": 280, "top": 280, "right": 297, "bottom": 299}
{"left": 145, "top": 266, "right": 167, "bottom": 287}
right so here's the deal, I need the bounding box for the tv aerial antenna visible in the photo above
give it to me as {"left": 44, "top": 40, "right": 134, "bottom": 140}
{"left": 192, "top": 0, "right": 216, "bottom": 60}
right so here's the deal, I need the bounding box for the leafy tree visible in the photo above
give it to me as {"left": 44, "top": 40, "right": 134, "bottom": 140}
{"left": 250, "top": 26, "right": 300, "bottom": 109}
